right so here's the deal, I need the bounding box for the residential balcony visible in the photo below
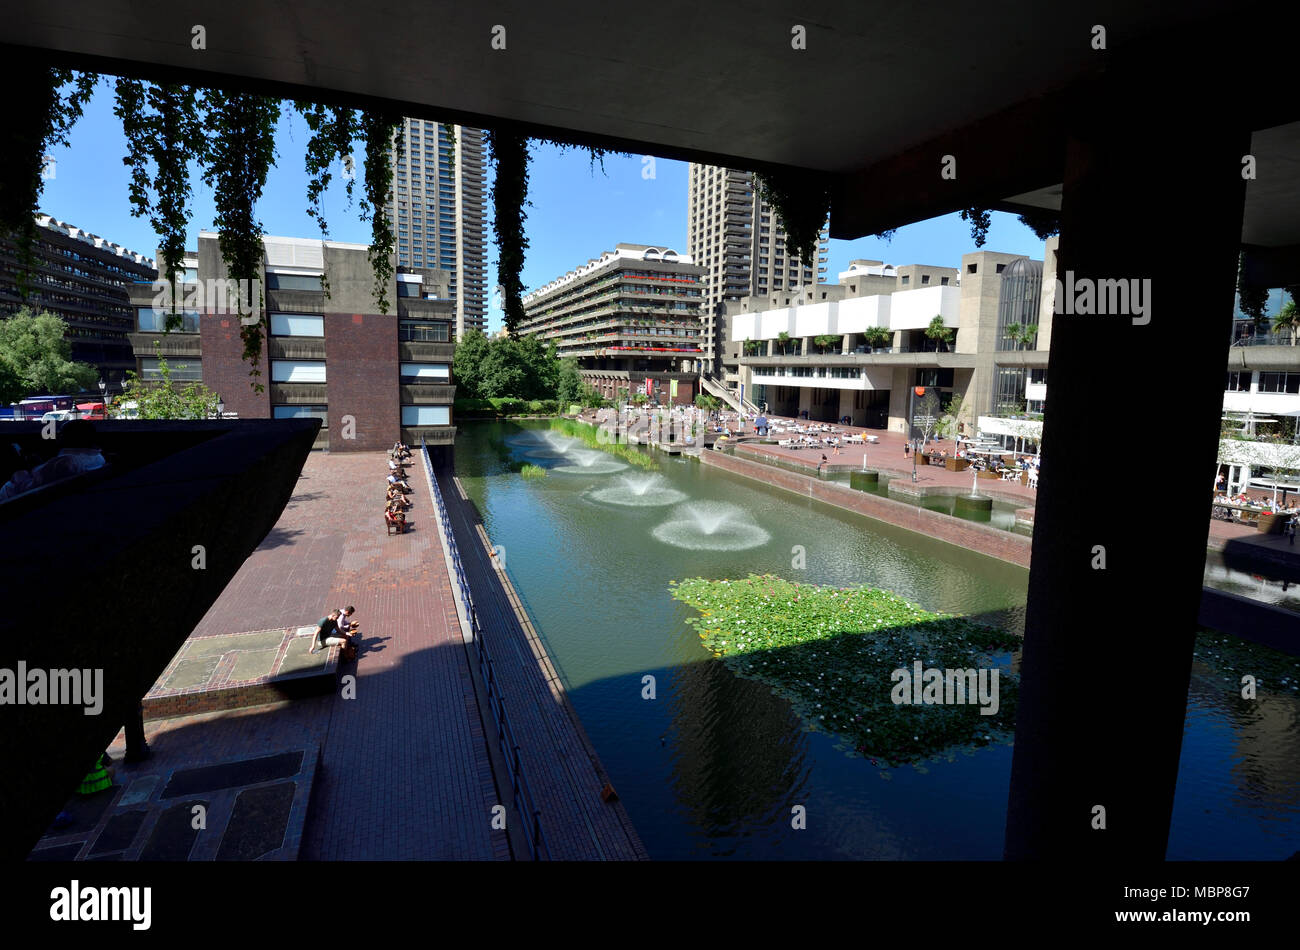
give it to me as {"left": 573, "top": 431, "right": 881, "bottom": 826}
{"left": 399, "top": 340, "right": 455, "bottom": 361}
{"left": 399, "top": 383, "right": 457, "bottom": 403}
{"left": 268, "top": 336, "right": 326, "bottom": 360}
{"left": 270, "top": 382, "right": 328, "bottom": 404}
{"left": 741, "top": 351, "right": 975, "bottom": 368}
{"left": 128, "top": 331, "right": 201, "bottom": 358}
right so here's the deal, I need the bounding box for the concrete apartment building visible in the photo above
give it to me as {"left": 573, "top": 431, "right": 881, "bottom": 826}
{"left": 0, "top": 214, "right": 157, "bottom": 388}
{"left": 724, "top": 246, "right": 1052, "bottom": 430}
{"left": 386, "top": 120, "right": 488, "bottom": 338}
{"left": 519, "top": 243, "right": 705, "bottom": 405}
{"left": 126, "top": 232, "right": 457, "bottom": 458}
{"left": 686, "top": 164, "right": 829, "bottom": 377}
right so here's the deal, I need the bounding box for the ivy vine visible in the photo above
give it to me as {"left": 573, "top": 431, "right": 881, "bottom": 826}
{"left": 754, "top": 169, "right": 830, "bottom": 270}
{"left": 114, "top": 80, "right": 209, "bottom": 327}
{"left": 487, "top": 128, "right": 531, "bottom": 334}
{"left": 200, "top": 89, "right": 279, "bottom": 385}
{"left": 442, "top": 122, "right": 456, "bottom": 175}
{"left": 358, "top": 110, "right": 403, "bottom": 315}
{"left": 959, "top": 207, "right": 993, "bottom": 248}
{"left": 295, "top": 101, "right": 360, "bottom": 300}
{"left": 1, "top": 66, "right": 98, "bottom": 295}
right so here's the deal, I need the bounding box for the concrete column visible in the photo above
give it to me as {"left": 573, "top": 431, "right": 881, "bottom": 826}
{"left": 1003, "top": 81, "right": 1248, "bottom": 860}
{"left": 124, "top": 703, "right": 149, "bottom": 763}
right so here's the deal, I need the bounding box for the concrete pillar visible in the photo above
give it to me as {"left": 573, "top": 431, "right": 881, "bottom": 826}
{"left": 1003, "top": 80, "right": 1248, "bottom": 861}
{"left": 124, "top": 703, "right": 149, "bottom": 762}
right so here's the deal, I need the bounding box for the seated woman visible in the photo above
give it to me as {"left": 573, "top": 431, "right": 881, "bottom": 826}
{"left": 387, "top": 487, "right": 412, "bottom": 509}
{"left": 387, "top": 473, "right": 414, "bottom": 493}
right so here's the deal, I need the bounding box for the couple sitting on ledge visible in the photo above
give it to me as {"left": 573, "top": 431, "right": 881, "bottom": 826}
{"left": 312, "top": 606, "right": 361, "bottom": 655}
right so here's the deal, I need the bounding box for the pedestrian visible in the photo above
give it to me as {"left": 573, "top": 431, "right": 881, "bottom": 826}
{"left": 818, "top": 453, "right": 827, "bottom": 475}
{"left": 904, "top": 440, "right": 910, "bottom": 458}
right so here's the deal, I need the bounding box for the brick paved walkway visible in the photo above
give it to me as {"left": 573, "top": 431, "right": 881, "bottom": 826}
{"left": 114, "top": 452, "right": 505, "bottom": 860}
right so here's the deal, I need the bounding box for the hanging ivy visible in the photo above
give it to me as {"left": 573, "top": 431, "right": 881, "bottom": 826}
{"left": 295, "top": 101, "right": 360, "bottom": 301}
{"left": 487, "top": 128, "right": 531, "bottom": 334}
{"left": 114, "top": 80, "right": 208, "bottom": 327}
{"left": 1016, "top": 208, "right": 1060, "bottom": 241}
{"left": 959, "top": 207, "right": 993, "bottom": 248}
{"left": 1, "top": 65, "right": 99, "bottom": 294}
{"left": 201, "top": 89, "right": 279, "bottom": 385}
{"left": 357, "top": 110, "right": 403, "bottom": 315}
{"left": 753, "top": 169, "right": 830, "bottom": 270}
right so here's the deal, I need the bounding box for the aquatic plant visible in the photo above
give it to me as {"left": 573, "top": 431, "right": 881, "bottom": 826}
{"left": 670, "top": 574, "right": 1020, "bottom": 767}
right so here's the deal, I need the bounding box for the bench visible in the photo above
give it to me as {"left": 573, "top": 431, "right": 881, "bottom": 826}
{"left": 385, "top": 512, "right": 407, "bottom": 535}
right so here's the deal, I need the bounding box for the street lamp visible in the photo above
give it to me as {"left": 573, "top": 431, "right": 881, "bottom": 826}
{"left": 215, "top": 394, "right": 225, "bottom": 419}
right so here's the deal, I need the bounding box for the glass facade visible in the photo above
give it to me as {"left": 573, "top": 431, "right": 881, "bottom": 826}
{"left": 996, "top": 258, "right": 1043, "bottom": 350}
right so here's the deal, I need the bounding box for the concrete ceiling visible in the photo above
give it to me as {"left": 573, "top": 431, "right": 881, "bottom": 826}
{"left": 4, "top": 0, "right": 1243, "bottom": 173}
{"left": 6, "top": 1, "right": 1298, "bottom": 246}
{"left": 1002, "top": 120, "right": 1300, "bottom": 249}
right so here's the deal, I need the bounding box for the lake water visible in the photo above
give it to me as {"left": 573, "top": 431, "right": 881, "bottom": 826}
{"left": 456, "top": 420, "right": 1300, "bottom": 859}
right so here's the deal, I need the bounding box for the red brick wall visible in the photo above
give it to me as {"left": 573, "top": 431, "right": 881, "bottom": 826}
{"left": 323, "top": 312, "right": 399, "bottom": 452}
{"left": 200, "top": 314, "right": 270, "bottom": 418}
{"left": 702, "top": 449, "right": 1033, "bottom": 568}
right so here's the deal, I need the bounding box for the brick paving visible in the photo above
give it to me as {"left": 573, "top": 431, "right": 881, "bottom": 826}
{"left": 109, "top": 452, "right": 505, "bottom": 860}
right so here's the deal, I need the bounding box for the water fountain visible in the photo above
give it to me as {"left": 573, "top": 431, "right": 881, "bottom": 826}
{"left": 651, "top": 502, "right": 771, "bottom": 551}
{"left": 589, "top": 474, "right": 689, "bottom": 507}
{"left": 953, "top": 465, "right": 993, "bottom": 520}
{"left": 551, "top": 448, "right": 628, "bottom": 475}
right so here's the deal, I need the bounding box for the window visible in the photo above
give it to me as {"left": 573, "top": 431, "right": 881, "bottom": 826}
{"left": 901, "top": 276, "right": 910, "bottom": 285}
{"left": 142, "top": 358, "right": 201, "bottom": 381}
{"left": 996, "top": 264, "right": 1006, "bottom": 274}
{"left": 271, "top": 360, "right": 326, "bottom": 383}
{"left": 921, "top": 275, "right": 930, "bottom": 285}
{"left": 941, "top": 277, "right": 950, "bottom": 286}
{"left": 1259, "top": 372, "right": 1300, "bottom": 394}
{"left": 402, "top": 405, "right": 451, "bottom": 426}
{"left": 1225, "top": 372, "right": 1250, "bottom": 392}
{"left": 273, "top": 405, "right": 327, "bottom": 426}
{"left": 967, "top": 264, "right": 977, "bottom": 274}
{"left": 397, "top": 281, "right": 422, "bottom": 297}
{"left": 400, "top": 363, "right": 450, "bottom": 383}
{"left": 137, "top": 308, "right": 199, "bottom": 332}
{"left": 270, "top": 314, "right": 324, "bottom": 337}
{"left": 400, "top": 320, "right": 450, "bottom": 342}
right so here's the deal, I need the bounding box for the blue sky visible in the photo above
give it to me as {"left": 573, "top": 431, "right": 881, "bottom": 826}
{"left": 40, "top": 83, "right": 1052, "bottom": 332}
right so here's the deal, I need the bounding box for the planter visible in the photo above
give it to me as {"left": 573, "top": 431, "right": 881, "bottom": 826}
{"left": 850, "top": 471, "right": 878, "bottom": 491}
{"left": 944, "top": 457, "right": 971, "bottom": 472}
{"left": 1256, "top": 512, "right": 1289, "bottom": 534}
{"left": 977, "top": 470, "right": 1000, "bottom": 480}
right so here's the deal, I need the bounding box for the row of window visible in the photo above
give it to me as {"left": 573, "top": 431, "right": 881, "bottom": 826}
{"left": 269, "top": 361, "right": 450, "bottom": 384}
{"left": 271, "top": 405, "right": 451, "bottom": 426}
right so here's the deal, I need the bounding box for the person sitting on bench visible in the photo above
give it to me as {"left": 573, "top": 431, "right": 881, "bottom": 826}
{"left": 387, "top": 473, "right": 413, "bottom": 493}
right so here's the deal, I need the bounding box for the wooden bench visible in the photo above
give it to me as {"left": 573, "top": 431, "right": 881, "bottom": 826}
{"left": 385, "top": 512, "right": 407, "bottom": 535}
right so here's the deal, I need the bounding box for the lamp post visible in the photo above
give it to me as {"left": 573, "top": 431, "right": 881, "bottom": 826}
{"left": 215, "top": 394, "right": 225, "bottom": 420}
{"left": 97, "top": 378, "right": 106, "bottom": 416}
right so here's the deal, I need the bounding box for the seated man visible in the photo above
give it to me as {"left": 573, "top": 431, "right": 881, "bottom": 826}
{"left": 387, "top": 473, "right": 413, "bottom": 493}
{"left": 337, "top": 605, "right": 361, "bottom": 638}
{"left": 310, "top": 609, "right": 354, "bottom": 654}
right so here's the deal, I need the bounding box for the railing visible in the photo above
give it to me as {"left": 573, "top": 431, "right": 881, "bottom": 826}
{"left": 421, "top": 438, "right": 549, "bottom": 861}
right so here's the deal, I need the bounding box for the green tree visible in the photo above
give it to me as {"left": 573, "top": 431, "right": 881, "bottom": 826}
{"left": 863, "top": 327, "right": 892, "bottom": 350}
{"left": 695, "top": 393, "right": 721, "bottom": 411}
{"left": 118, "top": 342, "right": 218, "bottom": 419}
{"left": 742, "top": 339, "right": 761, "bottom": 356}
{"left": 925, "top": 315, "right": 954, "bottom": 352}
{"left": 776, "top": 330, "right": 792, "bottom": 355}
{"left": 555, "top": 357, "right": 584, "bottom": 405}
{"left": 1272, "top": 299, "right": 1300, "bottom": 345}
{"left": 452, "top": 328, "right": 490, "bottom": 399}
{"left": 936, "top": 393, "right": 967, "bottom": 441}
{"left": 0, "top": 308, "right": 98, "bottom": 399}
{"left": 814, "top": 334, "right": 841, "bottom": 354}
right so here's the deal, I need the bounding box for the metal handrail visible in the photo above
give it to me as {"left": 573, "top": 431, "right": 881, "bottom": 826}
{"left": 421, "top": 438, "right": 548, "bottom": 860}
